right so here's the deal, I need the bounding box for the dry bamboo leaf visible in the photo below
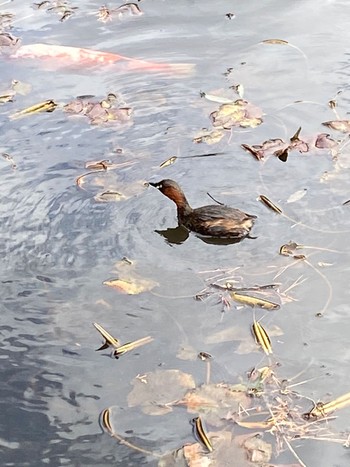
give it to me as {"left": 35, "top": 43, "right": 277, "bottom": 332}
{"left": 159, "top": 156, "right": 177, "bottom": 168}
{"left": 10, "top": 99, "right": 57, "bottom": 119}
{"left": 252, "top": 321, "right": 272, "bottom": 355}
{"left": 262, "top": 39, "right": 289, "bottom": 45}
{"left": 231, "top": 291, "right": 280, "bottom": 310}
{"left": 192, "top": 416, "right": 213, "bottom": 452}
{"left": 93, "top": 322, "right": 120, "bottom": 350}
{"left": 258, "top": 195, "right": 282, "bottom": 214}
{"left": 100, "top": 407, "right": 114, "bottom": 434}
{"left": 113, "top": 336, "right": 154, "bottom": 358}
{"left": 305, "top": 391, "right": 350, "bottom": 419}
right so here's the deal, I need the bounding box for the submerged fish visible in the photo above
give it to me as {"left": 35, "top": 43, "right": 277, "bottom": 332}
{"left": 10, "top": 43, "right": 194, "bottom": 74}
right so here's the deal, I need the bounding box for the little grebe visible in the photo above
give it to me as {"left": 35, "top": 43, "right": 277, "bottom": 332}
{"left": 149, "top": 179, "right": 256, "bottom": 239}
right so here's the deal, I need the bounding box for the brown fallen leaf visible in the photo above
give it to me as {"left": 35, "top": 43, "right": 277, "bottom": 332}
{"left": 210, "top": 99, "right": 263, "bottom": 129}
{"left": 193, "top": 129, "right": 225, "bottom": 144}
{"left": 322, "top": 120, "right": 350, "bottom": 133}
{"left": 103, "top": 277, "right": 157, "bottom": 294}
{"left": 128, "top": 369, "right": 196, "bottom": 415}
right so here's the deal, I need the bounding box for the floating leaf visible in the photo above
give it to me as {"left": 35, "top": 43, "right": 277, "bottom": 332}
{"left": 231, "top": 291, "right": 280, "bottom": 310}
{"left": 0, "top": 32, "right": 19, "bottom": 47}
{"left": 279, "top": 241, "right": 306, "bottom": 260}
{"left": 252, "top": 320, "right": 272, "bottom": 355}
{"left": 103, "top": 277, "right": 157, "bottom": 295}
{"left": 10, "top": 99, "right": 57, "bottom": 119}
{"left": 1, "top": 153, "right": 16, "bottom": 170}
{"left": 159, "top": 156, "right": 177, "bottom": 168}
{"left": 97, "top": 3, "right": 142, "bottom": 22}
{"left": 315, "top": 133, "right": 338, "bottom": 149}
{"left": 286, "top": 189, "right": 307, "bottom": 203}
{"left": 241, "top": 434, "right": 272, "bottom": 463}
{"left": 128, "top": 369, "right": 196, "bottom": 415}
{"left": 193, "top": 129, "right": 225, "bottom": 144}
{"left": 64, "top": 94, "right": 132, "bottom": 125}
{"left": 94, "top": 190, "right": 125, "bottom": 202}
{"left": 242, "top": 139, "right": 286, "bottom": 161}
{"left": 182, "top": 383, "right": 251, "bottom": 426}
{"left": 200, "top": 91, "right": 234, "bottom": 104}
{"left": 322, "top": 120, "right": 350, "bottom": 133}
{"left": 258, "top": 195, "right": 282, "bottom": 214}
{"left": 210, "top": 99, "right": 263, "bottom": 129}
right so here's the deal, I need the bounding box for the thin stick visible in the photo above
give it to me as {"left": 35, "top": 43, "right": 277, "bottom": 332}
{"left": 110, "top": 431, "right": 162, "bottom": 458}
{"left": 284, "top": 436, "right": 308, "bottom": 467}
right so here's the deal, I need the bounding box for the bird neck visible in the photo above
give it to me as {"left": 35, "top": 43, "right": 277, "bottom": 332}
{"left": 170, "top": 192, "right": 192, "bottom": 220}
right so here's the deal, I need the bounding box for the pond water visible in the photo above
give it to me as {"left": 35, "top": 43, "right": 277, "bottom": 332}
{"left": 1, "top": 1, "right": 350, "bottom": 466}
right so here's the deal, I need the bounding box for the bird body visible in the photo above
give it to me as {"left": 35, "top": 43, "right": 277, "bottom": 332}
{"left": 149, "top": 179, "right": 256, "bottom": 239}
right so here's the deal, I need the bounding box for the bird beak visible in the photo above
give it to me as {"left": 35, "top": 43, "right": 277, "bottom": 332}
{"left": 148, "top": 182, "right": 158, "bottom": 188}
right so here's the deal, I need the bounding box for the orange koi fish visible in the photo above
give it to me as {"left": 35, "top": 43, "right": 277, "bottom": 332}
{"left": 10, "top": 43, "right": 194, "bottom": 75}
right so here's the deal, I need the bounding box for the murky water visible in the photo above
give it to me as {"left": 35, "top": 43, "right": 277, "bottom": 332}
{"left": 1, "top": 1, "right": 350, "bottom": 466}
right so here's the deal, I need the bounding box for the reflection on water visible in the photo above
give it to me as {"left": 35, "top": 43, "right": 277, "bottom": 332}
{"left": 1, "top": 0, "right": 350, "bottom": 466}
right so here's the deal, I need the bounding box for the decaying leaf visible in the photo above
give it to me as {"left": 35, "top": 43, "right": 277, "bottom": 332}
{"left": 258, "top": 195, "right": 282, "bottom": 214}
{"left": 127, "top": 369, "right": 196, "bottom": 415}
{"left": 103, "top": 277, "right": 157, "bottom": 294}
{"left": 323, "top": 120, "right": 350, "bottom": 133}
{"left": 64, "top": 94, "right": 132, "bottom": 125}
{"left": 0, "top": 32, "right": 19, "bottom": 47}
{"left": 1, "top": 153, "right": 16, "bottom": 170}
{"left": 279, "top": 241, "right": 306, "bottom": 260}
{"left": 242, "top": 128, "right": 337, "bottom": 162}
{"left": 162, "top": 431, "right": 259, "bottom": 467}
{"left": 33, "top": 0, "right": 78, "bottom": 22}
{"left": 210, "top": 99, "right": 263, "bottom": 129}
{"left": 97, "top": 3, "right": 142, "bottom": 22}
{"left": 181, "top": 383, "right": 251, "bottom": 426}
{"left": 231, "top": 291, "right": 280, "bottom": 310}
{"left": 252, "top": 320, "right": 272, "bottom": 355}
{"left": 240, "top": 433, "right": 272, "bottom": 463}
{"left": 10, "top": 99, "right": 57, "bottom": 119}
{"left": 315, "top": 133, "right": 338, "bottom": 149}
{"left": 193, "top": 129, "right": 225, "bottom": 144}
